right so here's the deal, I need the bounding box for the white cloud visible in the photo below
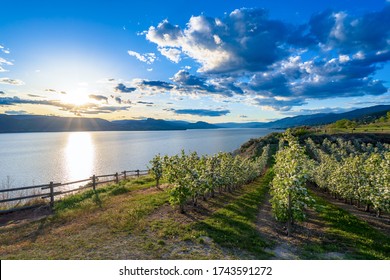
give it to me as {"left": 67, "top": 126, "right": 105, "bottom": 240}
{"left": 0, "top": 57, "right": 13, "bottom": 66}
{"left": 0, "top": 78, "right": 25, "bottom": 85}
{"left": 158, "top": 47, "right": 181, "bottom": 63}
{"left": 0, "top": 57, "right": 12, "bottom": 75}
{"left": 353, "top": 51, "right": 365, "bottom": 60}
{"left": 330, "top": 12, "right": 348, "bottom": 42}
{"left": 282, "top": 107, "right": 352, "bottom": 116}
{"left": 0, "top": 45, "right": 10, "bottom": 54}
{"left": 128, "top": 50, "right": 156, "bottom": 64}
{"left": 142, "top": 7, "right": 390, "bottom": 111}
{"left": 146, "top": 9, "right": 289, "bottom": 73}
{"left": 145, "top": 19, "right": 182, "bottom": 48}
{"left": 339, "top": 54, "right": 350, "bottom": 63}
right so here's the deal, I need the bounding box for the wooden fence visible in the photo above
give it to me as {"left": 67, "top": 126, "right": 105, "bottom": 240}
{"left": 0, "top": 169, "right": 148, "bottom": 214}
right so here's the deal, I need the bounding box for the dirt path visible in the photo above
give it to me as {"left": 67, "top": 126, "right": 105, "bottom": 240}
{"left": 255, "top": 193, "right": 345, "bottom": 259}
{"left": 0, "top": 206, "right": 51, "bottom": 228}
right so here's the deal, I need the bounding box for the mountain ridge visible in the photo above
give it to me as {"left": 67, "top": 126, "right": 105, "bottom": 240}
{"left": 1, "top": 104, "right": 389, "bottom": 132}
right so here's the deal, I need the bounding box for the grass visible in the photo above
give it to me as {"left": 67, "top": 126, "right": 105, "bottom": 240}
{"left": 54, "top": 175, "right": 157, "bottom": 212}
{"left": 1, "top": 170, "right": 389, "bottom": 260}
{"left": 302, "top": 193, "right": 390, "bottom": 259}
{"left": 191, "top": 170, "right": 273, "bottom": 258}
{"left": 322, "top": 122, "right": 390, "bottom": 134}
{"left": 51, "top": 175, "right": 170, "bottom": 233}
{"left": 0, "top": 175, "right": 170, "bottom": 259}
{"left": 141, "top": 170, "right": 274, "bottom": 259}
{"left": 2, "top": 172, "right": 273, "bottom": 259}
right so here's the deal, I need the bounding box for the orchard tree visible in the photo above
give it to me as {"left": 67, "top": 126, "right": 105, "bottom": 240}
{"left": 368, "top": 152, "right": 390, "bottom": 216}
{"left": 148, "top": 154, "right": 163, "bottom": 188}
{"left": 270, "top": 130, "right": 314, "bottom": 236}
{"left": 163, "top": 152, "right": 191, "bottom": 213}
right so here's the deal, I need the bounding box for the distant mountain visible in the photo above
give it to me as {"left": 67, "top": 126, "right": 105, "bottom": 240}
{"left": 217, "top": 122, "right": 267, "bottom": 128}
{"left": 111, "top": 118, "right": 186, "bottom": 131}
{"left": 112, "top": 119, "right": 220, "bottom": 130}
{"left": 0, "top": 114, "right": 115, "bottom": 133}
{"left": 261, "top": 105, "right": 390, "bottom": 128}
{"left": 1, "top": 105, "right": 389, "bottom": 133}
{"left": 186, "top": 121, "right": 220, "bottom": 129}
{"left": 0, "top": 115, "right": 220, "bottom": 133}
{"left": 332, "top": 105, "right": 390, "bottom": 122}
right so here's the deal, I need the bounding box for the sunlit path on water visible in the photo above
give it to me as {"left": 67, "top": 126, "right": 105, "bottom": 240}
{"left": 64, "top": 132, "right": 95, "bottom": 182}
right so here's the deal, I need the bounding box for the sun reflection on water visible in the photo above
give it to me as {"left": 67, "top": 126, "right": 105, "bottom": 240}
{"left": 65, "top": 132, "right": 94, "bottom": 182}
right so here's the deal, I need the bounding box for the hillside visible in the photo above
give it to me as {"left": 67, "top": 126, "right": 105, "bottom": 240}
{"left": 0, "top": 114, "right": 115, "bottom": 132}
{"left": 217, "top": 105, "right": 390, "bottom": 129}
{"left": 0, "top": 115, "right": 220, "bottom": 133}
{"left": 252, "top": 105, "right": 390, "bottom": 128}
{"left": 1, "top": 104, "right": 389, "bottom": 132}
{"left": 237, "top": 131, "right": 390, "bottom": 159}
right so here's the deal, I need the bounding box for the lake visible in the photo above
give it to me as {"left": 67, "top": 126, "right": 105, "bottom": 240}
{"left": 0, "top": 128, "right": 279, "bottom": 189}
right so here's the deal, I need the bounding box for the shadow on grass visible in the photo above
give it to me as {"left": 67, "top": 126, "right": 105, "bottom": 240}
{"left": 54, "top": 189, "right": 104, "bottom": 211}
{"left": 313, "top": 195, "right": 390, "bottom": 259}
{"left": 53, "top": 180, "right": 140, "bottom": 212}
{"left": 192, "top": 171, "right": 274, "bottom": 259}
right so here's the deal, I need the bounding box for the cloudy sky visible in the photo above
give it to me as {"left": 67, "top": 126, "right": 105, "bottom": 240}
{"left": 1, "top": 0, "right": 389, "bottom": 122}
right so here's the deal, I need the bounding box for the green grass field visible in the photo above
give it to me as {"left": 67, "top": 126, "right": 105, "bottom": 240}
{"left": 322, "top": 121, "right": 390, "bottom": 134}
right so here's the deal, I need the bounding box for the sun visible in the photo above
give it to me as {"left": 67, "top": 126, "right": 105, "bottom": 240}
{"left": 61, "top": 89, "right": 90, "bottom": 106}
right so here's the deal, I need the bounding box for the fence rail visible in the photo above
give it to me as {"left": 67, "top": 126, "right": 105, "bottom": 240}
{"left": 0, "top": 183, "right": 50, "bottom": 193}
{"left": 0, "top": 169, "right": 148, "bottom": 214}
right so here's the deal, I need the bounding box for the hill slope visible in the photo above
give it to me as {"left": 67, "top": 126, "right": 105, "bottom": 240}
{"left": 219, "top": 105, "right": 390, "bottom": 129}
{"left": 255, "top": 105, "right": 390, "bottom": 128}
{"left": 1, "top": 104, "right": 389, "bottom": 132}
{"left": 0, "top": 115, "right": 220, "bottom": 132}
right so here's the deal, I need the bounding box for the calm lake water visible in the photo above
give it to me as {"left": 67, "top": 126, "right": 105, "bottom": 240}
{"left": 0, "top": 128, "right": 278, "bottom": 188}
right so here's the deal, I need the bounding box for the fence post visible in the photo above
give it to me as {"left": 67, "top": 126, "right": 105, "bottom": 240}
{"left": 115, "top": 172, "right": 119, "bottom": 184}
{"left": 49, "top": 181, "right": 54, "bottom": 211}
{"left": 123, "top": 171, "right": 127, "bottom": 180}
{"left": 136, "top": 169, "right": 140, "bottom": 177}
{"left": 92, "top": 175, "right": 96, "bottom": 191}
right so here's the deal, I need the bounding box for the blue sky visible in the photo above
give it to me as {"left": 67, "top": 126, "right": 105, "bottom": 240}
{"left": 0, "top": 0, "right": 389, "bottom": 122}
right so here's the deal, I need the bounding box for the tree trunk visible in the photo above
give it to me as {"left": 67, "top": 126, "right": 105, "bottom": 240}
{"left": 287, "top": 192, "right": 292, "bottom": 237}
{"left": 193, "top": 195, "right": 198, "bottom": 207}
{"left": 365, "top": 204, "right": 370, "bottom": 212}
